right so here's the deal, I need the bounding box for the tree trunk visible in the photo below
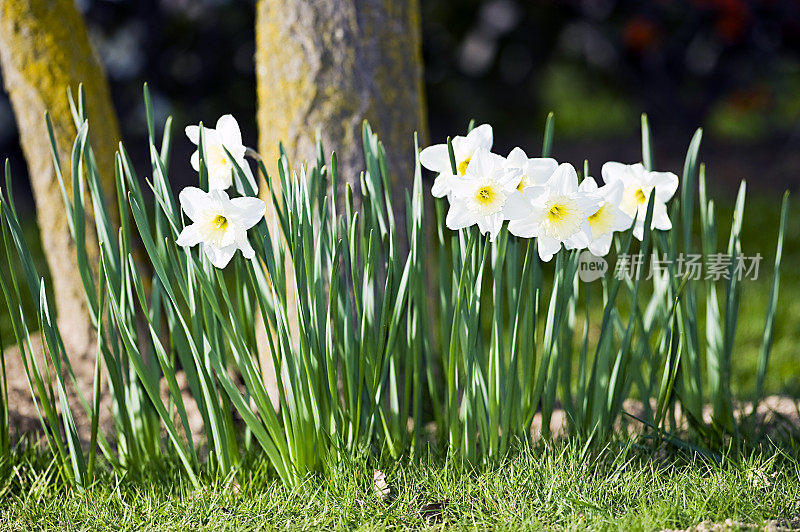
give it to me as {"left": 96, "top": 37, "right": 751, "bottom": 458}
{"left": 255, "top": 0, "right": 427, "bottom": 193}
{"left": 254, "top": 0, "right": 427, "bottom": 406}
{"left": 0, "top": 0, "right": 120, "bottom": 377}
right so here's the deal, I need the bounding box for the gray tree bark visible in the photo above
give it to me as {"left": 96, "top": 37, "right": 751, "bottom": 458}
{"left": 255, "top": 0, "right": 427, "bottom": 193}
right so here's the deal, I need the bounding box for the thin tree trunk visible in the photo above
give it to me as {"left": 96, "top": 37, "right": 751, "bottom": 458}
{"left": 0, "top": 0, "right": 120, "bottom": 383}
{"left": 254, "top": 0, "right": 427, "bottom": 406}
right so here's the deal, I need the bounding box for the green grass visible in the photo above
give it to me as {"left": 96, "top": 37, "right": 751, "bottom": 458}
{"left": 718, "top": 193, "right": 800, "bottom": 397}
{"left": 1, "top": 439, "right": 799, "bottom": 530}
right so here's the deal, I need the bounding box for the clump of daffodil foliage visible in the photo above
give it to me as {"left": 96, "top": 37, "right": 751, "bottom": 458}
{"left": 0, "top": 86, "right": 789, "bottom": 489}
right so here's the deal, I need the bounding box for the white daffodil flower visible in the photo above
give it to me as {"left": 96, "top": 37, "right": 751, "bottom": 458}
{"left": 185, "top": 115, "right": 258, "bottom": 195}
{"left": 504, "top": 147, "right": 558, "bottom": 192}
{"left": 420, "top": 124, "right": 493, "bottom": 198}
{"left": 601, "top": 162, "right": 678, "bottom": 240}
{"left": 508, "top": 163, "right": 601, "bottom": 262}
{"left": 176, "top": 187, "right": 266, "bottom": 269}
{"left": 445, "top": 148, "right": 527, "bottom": 241}
{"left": 577, "top": 177, "right": 633, "bottom": 256}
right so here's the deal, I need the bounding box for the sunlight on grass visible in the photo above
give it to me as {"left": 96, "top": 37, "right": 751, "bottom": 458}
{"left": 2, "top": 440, "right": 799, "bottom": 530}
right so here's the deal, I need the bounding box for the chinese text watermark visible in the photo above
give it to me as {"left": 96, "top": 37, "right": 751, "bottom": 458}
{"left": 578, "top": 252, "right": 762, "bottom": 282}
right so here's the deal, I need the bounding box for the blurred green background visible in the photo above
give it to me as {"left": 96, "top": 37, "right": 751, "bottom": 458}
{"left": 0, "top": 0, "right": 798, "bottom": 395}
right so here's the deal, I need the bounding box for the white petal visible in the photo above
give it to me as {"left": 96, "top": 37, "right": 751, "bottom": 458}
{"left": 185, "top": 125, "right": 200, "bottom": 145}
{"left": 611, "top": 206, "right": 634, "bottom": 231}
{"left": 479, "top": 214, "right": 504, "bottom": 241}
{"left": 576, "top": 193, "right": 602, "bottom": 217}
{"left": 419, "top": 144, "right": 453, "bottom": 174}
{"left": 537, "top": 236, "right": 561, "bottom": 262}
{"left": 431, "top": 173, "right": 456, "bottom": 198}
{"left": 176, "top": 224, "right": 203, "bottom": 247}
{"left": 190, "top": 150, "right": 200, "bottom": 172}
{"left": 203, "top": 129, "right": 223, "bottom": 146}
{"left": 566, "top": 220, "right": 592, "bottom": 249}
{"left": 600, "top": 179, "right": 624, "bottom": 204}
{"left": 450, "top": 135, "right": 469, "bottom": 161}
{"left": 465, "top": 148, "right": 495, "bottom": 179}
{"left": 208, "top": 188, "right": 231, "bottom": 204}
{"left": 475, "top": 215, "right": 492, "bottom": 237}
{"left": 578, "top": 176, "right": 599, "bottom": 193}
{"left": 527, "top": 158, "right": 558, "bottom": 185}
{"left": 465, "top": 123, "right": 493, "bottom": 151}
{"left": 208, "top": 170, "right": 233, "bottom": 191}
{"left": 446, "top": 202, "right": 476, "bottom": 230}
{"left": 550, "top": 163, "right": 579, "bottom": 194}
{"left": 649, "top": 171, "right": 679, "bottom": 202}
{"left": 229, "top": 196, "right": 267, "bottom": 228}
{"left": 215, "top": 115, "right": 243, "bottom": 147}
{"left": 632, "top": 218, "right": 645, "bottom": 241}
{"left": 220, "top": 227, "right": 237, "bottom": 247}
{"left": 495, "top": 167, "right": 522, "bottom": 190}
{"left": 602, "top": 161, "right": 636, "bottom": 186}
{"left": 508, "top": 216, "right": 538, "bottom": 238}
{"left": 506, "top": 147, "right": 528, "bottom": 168}
{"left": 179, "top": 187, "right": 212, "bottom": 222}
{"left": 204, "top": 244, "right": 237, "bottom": 269}
{"left": 235, "top": 230, "right": 255, "bottom": 259}
{"left": 588, "top": 233, "right": 613, "bottom": 256}
{"left": 451, "top": 176, "right": 480, "bottom": 199}
{"left": 523, "top": 185, "right": 548, "bottom": 203}
{"left": 488, "top": 213, "right": 503, "bottom": 242}
{"left": 502, "top": 191, "right": 531, "bottom": 220}
{"left": 651, "top": 202, "right": 672, "bottom": 231}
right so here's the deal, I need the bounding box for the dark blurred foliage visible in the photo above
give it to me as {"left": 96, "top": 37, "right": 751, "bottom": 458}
{"left": 424, "top": 0, "right": 800, "bottom": 184}
{"left": 2, "top": 0, "right": 800, "bottom": 206}
{"left": 83, "top": 0, "right": 257, "bottom": 140}
{"left": 428, "top": 0, "right": 800, "bottom": 132}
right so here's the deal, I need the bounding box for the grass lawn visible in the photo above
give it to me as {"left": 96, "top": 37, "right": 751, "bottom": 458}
{"left": 1, "top": 439, "right": 799, "bottom": 530}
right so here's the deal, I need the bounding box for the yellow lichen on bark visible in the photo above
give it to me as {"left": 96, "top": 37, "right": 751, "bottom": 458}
{"left": 255, "top": 0, "right": 427, "bottom": 192}
{"left": 0, "top": 0, "right": 121, "bottom": 361}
